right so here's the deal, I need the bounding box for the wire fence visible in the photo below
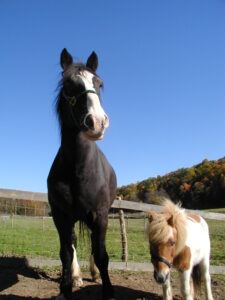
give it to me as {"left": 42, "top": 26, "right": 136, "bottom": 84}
{"left": 0, "top": 210, "right": 149, "bottom": 262}
{"left": 0, "top": 202, "right": 225, "bottom": 271}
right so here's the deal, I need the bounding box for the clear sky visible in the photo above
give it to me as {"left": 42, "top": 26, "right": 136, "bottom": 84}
{"left": 0, "top": 0, "right": 225, "bottom": 193}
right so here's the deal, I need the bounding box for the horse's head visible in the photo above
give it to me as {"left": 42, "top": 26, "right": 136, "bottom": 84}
{"left": 58, "top": 48, "right": 109, "bottom": 141}
{"left": 148, "top": 211, "right": 177, "bottom": 284}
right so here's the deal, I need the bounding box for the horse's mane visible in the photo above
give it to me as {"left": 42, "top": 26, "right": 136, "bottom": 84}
{"left": 148, "top": 199, "right": 188, "bottom": 255}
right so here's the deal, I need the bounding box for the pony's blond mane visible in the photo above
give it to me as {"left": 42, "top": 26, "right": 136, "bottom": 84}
{"left": 148, "top": 199, "right": 188, "bottom": 255}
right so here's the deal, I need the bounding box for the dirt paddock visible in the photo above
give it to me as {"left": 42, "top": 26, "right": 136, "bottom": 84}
{"left": 0, "top": 257, "right": 224, "bottom": 300}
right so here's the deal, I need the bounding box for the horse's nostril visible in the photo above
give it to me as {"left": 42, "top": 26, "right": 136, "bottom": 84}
{"left": 84, "top": 115, "right": 94, "bottom": 130}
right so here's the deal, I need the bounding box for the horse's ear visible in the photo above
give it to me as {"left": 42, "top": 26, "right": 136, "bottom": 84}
{"left": 60, "top": 48, "right": 73, "bottom": 70}
{"left": 165, "top": 213, "right": 174, "bottom": 226}
{"left": 86, "top": 51, "right": 98, "bottom": 72}
{"left": 148, "top": 211, "right": 157, "bottom": 223}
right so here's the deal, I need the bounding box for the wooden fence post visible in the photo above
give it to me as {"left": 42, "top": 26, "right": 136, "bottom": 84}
{"left": 119, "top": 209, "right": 128, "bottom": 264}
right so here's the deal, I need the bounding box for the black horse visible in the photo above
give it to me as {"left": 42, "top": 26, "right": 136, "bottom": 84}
{"left": 47, "top": 48, "right": 117, "bottom": 300}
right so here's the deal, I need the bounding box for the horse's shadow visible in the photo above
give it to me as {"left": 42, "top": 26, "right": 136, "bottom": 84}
{"left": 71, "top": 282, "right": 163, "bottom": 300}
{"left": 0, "top": 256, "right": 55, "bottom": 293}
{"left": 0, "top": 257, "right": 164, "bottom": 299}
{"left": 0, "top": 284, "right": 163, "bottom": 300}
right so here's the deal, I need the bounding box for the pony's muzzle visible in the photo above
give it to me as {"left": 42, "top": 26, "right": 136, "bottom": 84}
{"left": 154, "top": 270, "right": 169, "bottom": 284}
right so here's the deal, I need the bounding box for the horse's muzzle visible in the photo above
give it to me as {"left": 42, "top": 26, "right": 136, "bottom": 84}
{"left": 84, "top": 114, "right": 109, "bottom": 141}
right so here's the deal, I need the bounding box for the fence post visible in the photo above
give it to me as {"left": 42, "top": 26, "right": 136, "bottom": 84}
{"left": 13, "top": 199, "right": 16, "bottom": 215}
{"left": 144, "top": 214, "right": 146, "bottom": 239}
{"left": 11, "top": 214, "right": 14, "bottom": 228}
{"left": 119, "top": 209, "right": 128, "bottom": 264}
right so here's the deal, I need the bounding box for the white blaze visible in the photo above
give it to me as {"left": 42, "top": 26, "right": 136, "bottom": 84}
{"left": 78, "top": 71, "right": 107, "bottom": 122}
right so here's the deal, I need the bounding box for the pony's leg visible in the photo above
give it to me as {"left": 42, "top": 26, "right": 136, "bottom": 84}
{"left": 200, "top": 260, "right": 214, "bottom": 300}
{"left": 189, "top": 276, "right": 194, "bottom": 299}
{"left": 71, "top": 228, "right": 83, "bottom": 287}
{"left": 179, "top": 270, "right": 193, "bottom": 300}
{"left": 162, "top": 273, "right": 172, "bottom": 300}
{"left": 89, "top": 253, "right": 99, "bottom": 281}
{"left": 91, "top": 217, "right": 114, "bottom": 300}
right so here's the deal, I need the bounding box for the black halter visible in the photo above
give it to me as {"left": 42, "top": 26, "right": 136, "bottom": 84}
{"left": 62, "top": 89, "right": 97, "bottom": 106}
{"left": 151, "top": 254, "right": 172, "bottom": 269}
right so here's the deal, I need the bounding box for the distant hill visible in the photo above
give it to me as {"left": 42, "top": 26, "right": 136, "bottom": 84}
{"left": 117, "top": 157, "right": 225, "bottom": 209}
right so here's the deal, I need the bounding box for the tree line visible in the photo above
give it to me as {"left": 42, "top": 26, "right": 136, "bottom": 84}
{"left": 117, "top": 157, "right": 225, "bottom": 209}
{"left": 0, "top": 197, "right": 50, "bottom": 216}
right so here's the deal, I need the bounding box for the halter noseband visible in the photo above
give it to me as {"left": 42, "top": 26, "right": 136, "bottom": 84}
{"left": 62, "top": 89, "right": 97, "bottom": 106}
{"left": 151, "top": 254, "right": 172, "bottom": 269}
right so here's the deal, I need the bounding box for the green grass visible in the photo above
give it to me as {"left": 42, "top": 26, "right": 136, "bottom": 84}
{"left": 0, "top": 215, "right": 224, "bottom": 266}
{"left": 204, "top": 207, "right": 225, "bottom": 214}
{"left": 206, "top": 218, "right": 225, "bottom": 265}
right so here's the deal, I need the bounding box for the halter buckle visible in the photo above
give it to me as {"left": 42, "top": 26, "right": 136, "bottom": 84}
{"left": 69, "top": 96, "right": 77, "bottom": 106}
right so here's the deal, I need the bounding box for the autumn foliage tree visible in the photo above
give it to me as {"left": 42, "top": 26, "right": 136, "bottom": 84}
{"left": 117, "top": 157, "right": 225, "bottom": 209}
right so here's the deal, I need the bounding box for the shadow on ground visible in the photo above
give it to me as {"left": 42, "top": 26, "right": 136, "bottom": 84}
{"left": 0, "top": 256, "right": 53, "bottom": 292}
{"left": 0, "top": 283, "right": 163, "bottom": 300}
{"left": 71, "top": 283, "right": 163, "bottom": 300}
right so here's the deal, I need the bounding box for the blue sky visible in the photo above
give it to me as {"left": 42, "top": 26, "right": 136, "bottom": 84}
{"left": 0, "top": 0, "right": 225, "bottom": 193}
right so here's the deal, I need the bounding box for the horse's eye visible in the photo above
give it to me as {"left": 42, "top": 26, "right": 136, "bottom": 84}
{"left": 170, "top": 241, "right": 175, "bottom": 247}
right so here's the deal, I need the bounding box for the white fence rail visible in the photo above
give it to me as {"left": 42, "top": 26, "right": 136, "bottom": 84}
{"left": 1, "top": 188, "right": 225, "bottom": 220}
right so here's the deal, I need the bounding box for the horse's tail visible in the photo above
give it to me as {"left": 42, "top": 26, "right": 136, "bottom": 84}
{"left": 192, "top": 264, "right": 202, "bottom": 298}
{"left": 78, "top": 221, "right": 91, "bottom": 243}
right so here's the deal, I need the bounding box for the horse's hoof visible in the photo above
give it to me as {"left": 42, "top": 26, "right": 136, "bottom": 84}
{"left": 91, "top": 273, "right": 100, "bottom": 282}
{"left": 55, "top": 294, "right": 66, "bottom": 300}
{"left": 73, "top": 277, "right": 83, "bottom": 287}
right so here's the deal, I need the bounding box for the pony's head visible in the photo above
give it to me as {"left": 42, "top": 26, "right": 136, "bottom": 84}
{"left": 57, "top": 48, "right": 109, "bottom": 141}
{"left": 147, "top": 200, "right": 187, "bottom": 284}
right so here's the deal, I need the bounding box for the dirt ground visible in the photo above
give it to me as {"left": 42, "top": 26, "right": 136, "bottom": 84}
{"left": 0, "top": 257, "right": 224, "bottom": 300}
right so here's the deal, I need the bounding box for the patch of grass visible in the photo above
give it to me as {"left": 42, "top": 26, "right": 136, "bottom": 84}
{"left": 203, "top": 208, "right": 225, "bottom": 214}
{"left": 206, "top": 219, "right": 225, "bottom": 265}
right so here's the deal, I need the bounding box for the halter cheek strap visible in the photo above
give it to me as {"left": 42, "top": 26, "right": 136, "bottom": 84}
{"left": 62, "top": 89, "right": 97, "bottom": 106}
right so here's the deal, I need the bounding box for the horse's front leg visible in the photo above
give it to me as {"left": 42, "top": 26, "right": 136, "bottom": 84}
{"left": 162, "top": 273, "right": 172, "bottom": 300}
{"left": 52, "top": 208, "right": 75, "bottom": 300}
{"left": 91, "top": 216, "right": 115, "bottom": 300}
{"left": 57, "top": 228, "right": 74, "bottom": 300}
{"left": 179, "top": 270, "right": 193, "bottom": 300}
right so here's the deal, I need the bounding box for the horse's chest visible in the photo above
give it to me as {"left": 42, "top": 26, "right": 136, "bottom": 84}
{"left": 71, "top": 164, "right": 108, "bottom": 205}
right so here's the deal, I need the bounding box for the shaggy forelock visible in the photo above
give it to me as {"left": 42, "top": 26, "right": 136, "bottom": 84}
{"left": 148, "top": 200, "right": 188, "bottom": 255}
{"left": 148, "top": 214, "right": 173, "bottom": 244}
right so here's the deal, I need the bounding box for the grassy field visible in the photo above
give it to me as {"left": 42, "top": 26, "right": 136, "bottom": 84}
{"left": 0, "top": 215, "right": 224, "bottom": 266}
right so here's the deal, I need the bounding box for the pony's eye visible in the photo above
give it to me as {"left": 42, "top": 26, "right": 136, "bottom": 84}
{"left": 170, "top": 241, "right": 175, "bottom": 247}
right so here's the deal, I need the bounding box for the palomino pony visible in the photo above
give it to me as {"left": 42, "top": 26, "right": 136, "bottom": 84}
{"left": 148, "top": 200, "right": 213, "bottom": 300}
{"left": 47, "top": 49, "right": 117, "bottom": 300}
